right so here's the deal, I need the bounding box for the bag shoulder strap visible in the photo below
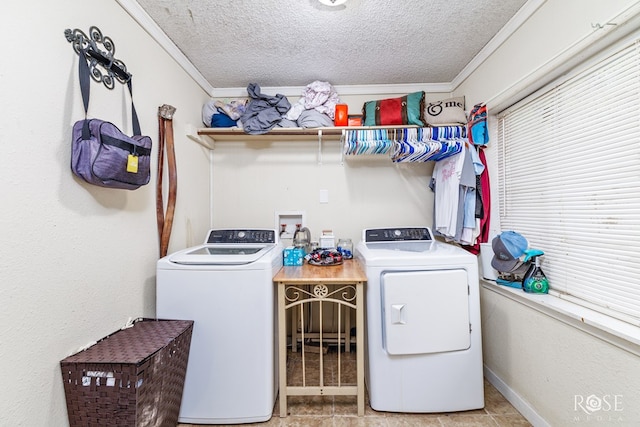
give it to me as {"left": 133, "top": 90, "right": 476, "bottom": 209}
{"left": 78, "top": 50, "right": 91, "bottom": 140}
{"left": 78, "top": 48, "right": 141, "bottom": 137}
{"left": 127, "top": 78, "right": 141, "bottom": 136}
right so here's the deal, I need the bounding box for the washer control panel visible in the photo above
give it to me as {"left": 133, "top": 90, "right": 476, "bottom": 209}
{"left": 363, "top": 227, "right": 433, "bottom": 242}
{"left": 205, "top": 229, "right": 276, "bottom": 244}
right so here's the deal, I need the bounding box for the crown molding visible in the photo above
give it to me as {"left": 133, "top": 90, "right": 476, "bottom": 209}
{"left": 117, "top": 0, "right": 543, "bottom": 97}
{"left": 451, "top": 0, "right": 547, "bottom": 90}
{"left": 115, "top": 0, "right": 214, "bottom": 94}
{"left": 210, "top": 82, "right": 453, "bottom": 98}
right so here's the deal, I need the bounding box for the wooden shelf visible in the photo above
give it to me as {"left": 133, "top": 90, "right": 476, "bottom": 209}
{"left": 191, "top": 127, "right": 339, "bottom": 149}
{"left": 188, "top": 125, "right": 466, "bottom": 165}
{"left": 197, "top": 127, "right": 343, "bottom": 139}
{"left": 192, "top": 125, "right": 421, "bottom": 149}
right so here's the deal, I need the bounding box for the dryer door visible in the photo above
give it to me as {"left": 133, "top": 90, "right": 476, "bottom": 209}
{"left": 381, "top": 269, "right": 470, "bottom": 355}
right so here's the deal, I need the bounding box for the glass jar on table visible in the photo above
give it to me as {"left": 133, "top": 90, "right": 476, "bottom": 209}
{"left": 337, "top": 238, "right": 353, "bottom": 259}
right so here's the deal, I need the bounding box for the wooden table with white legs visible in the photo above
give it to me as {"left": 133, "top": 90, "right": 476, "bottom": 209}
{"left": 274, "top": 260, "right": 366, "bottom": 417}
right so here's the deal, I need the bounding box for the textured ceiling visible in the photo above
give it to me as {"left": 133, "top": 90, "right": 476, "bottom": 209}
{"left": 135, "top": 0, "right": 529, "bottom": 89}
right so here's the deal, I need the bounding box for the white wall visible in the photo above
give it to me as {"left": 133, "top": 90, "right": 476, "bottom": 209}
{"left": 211, "top": 91, "right": 457, "bottom": 246}
{"left": 0, "top": 1, "right": 210, "bottom": 425}
{"left": 482, "top": 288, "right": 640, "bottom": 425}
{"left": 455, "top": 0, "right": 640, "bottom": 425}
{"left": 3, "top": 0, "right": 639, "bottom": 425}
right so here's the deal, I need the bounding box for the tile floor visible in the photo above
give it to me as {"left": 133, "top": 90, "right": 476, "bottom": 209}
{"left": 179, "top": 347, "right": 531, "bottom": 427}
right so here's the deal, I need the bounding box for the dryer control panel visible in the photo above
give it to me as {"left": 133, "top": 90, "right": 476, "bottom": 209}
{"left": 363, "top": 227, "right": 433, "bottom": 242}
{"left": 205, "top": 229, "right": 276, "bottom": 244}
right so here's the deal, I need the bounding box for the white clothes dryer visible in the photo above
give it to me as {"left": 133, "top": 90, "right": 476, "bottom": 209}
{"left": 355, "top": 227, "right": 484, "bottom": 413}
{"left": 156, "top": 229, "right": 283, "bottom": 424}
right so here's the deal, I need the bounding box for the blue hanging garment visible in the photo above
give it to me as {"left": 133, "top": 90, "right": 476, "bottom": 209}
{"left": 468, "top": 104, "right": 489, "bottom": 146}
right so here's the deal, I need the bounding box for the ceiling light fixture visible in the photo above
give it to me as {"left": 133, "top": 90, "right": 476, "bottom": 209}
{"left": 318, "top": 0, "right": 347, "bottom": 6}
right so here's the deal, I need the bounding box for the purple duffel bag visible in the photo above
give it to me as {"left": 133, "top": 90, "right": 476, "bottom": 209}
{"left": 71, "top": 119, "right": 151, "bottom": 190}
{"left": 70, "top": 47, "right": 151, "bottom": 190}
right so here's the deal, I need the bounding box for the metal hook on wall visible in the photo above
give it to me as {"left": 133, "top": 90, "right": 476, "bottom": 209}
{"left": 64, "top": 26, "right": 131, "bottom": 90}
{"left": 590, "top": 22, "right": 617, "bottom": 30}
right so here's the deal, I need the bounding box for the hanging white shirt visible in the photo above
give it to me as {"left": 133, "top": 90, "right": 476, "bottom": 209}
{"left": 432, "top": 143, "right": 467, "bottom": 238}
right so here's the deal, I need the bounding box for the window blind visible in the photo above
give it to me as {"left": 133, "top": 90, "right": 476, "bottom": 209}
{"left": 497, "top": 39, "right": 640, "bottom": 323}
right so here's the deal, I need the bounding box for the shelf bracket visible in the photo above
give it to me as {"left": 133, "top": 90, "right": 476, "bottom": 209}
{"left": 188, "top": 133, "right": 214, "bottom": 149}
{"left": 340, "top": 129, "right": 346, "bottom": 165}
{"left": 317, "top": 129, "right": 323, "bottom": 165}
{"left": 187, "top": 124, "right": 214, "bottom": 149}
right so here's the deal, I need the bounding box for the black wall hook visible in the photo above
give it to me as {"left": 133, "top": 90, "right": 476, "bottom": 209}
{"left": 65, "top": 26, "right": 131, "bottom": 90}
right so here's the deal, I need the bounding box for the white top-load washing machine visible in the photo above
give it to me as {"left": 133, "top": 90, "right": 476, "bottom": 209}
{"left": 356, "top": 227, "right": 484, "bottom": 413}
{"left": 157, "top": 229, "right": 283, "bottom": 424}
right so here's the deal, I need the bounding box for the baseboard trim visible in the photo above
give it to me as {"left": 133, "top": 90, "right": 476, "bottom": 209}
{"left": 484, "top": 366, "right": 550, "bottom": 427}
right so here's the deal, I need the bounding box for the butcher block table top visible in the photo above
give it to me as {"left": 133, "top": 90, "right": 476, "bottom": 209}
{"left": 273, "top": 259, "right": 367, "bottom": 283}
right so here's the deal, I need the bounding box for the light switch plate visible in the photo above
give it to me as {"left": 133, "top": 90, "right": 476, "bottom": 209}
{"left": 319, "top": 189, "right": 329, "bottom": 204}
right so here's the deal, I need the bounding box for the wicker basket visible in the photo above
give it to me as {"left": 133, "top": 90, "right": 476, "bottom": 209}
{"left": 60, "top": 318, "right": 193, "bottom": 427}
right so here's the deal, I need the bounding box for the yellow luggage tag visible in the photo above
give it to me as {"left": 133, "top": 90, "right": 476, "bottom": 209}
{"left": 127, "top": 154, "right": 139, "bottom": 173}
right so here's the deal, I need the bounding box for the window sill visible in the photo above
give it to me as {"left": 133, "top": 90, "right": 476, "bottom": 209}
{"left": 481, "top": 279, "right": 640, "bottom": 357}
